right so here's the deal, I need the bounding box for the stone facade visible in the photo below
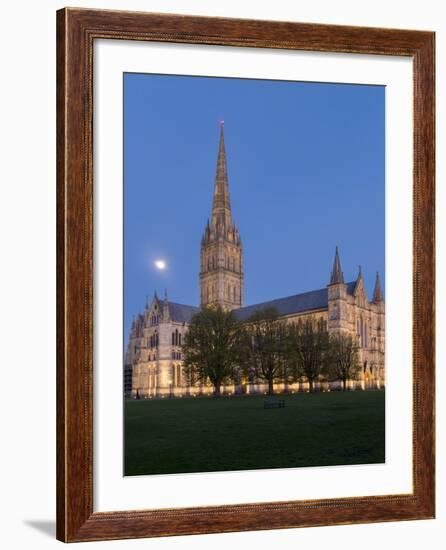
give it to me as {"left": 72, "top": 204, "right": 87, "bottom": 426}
{"left": 126, "top": 124, "right": 385, "bottom": 398}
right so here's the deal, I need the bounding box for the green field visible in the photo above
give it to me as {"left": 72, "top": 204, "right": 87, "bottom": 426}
{"left": 124, "top": 390, "right": 385, "bottom": 476}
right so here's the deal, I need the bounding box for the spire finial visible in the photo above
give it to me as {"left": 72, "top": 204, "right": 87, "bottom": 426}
{"left": 372, "top": 271, "right": 384, "bottom": 302}
{"left": 330, "top": 245, "right": 344, "bottom": 284}
{"left": 162, "top": 288, "right": 170, "bottom": 321}
{"left": 211, "top": 122, "right": 231, "bottom": 229}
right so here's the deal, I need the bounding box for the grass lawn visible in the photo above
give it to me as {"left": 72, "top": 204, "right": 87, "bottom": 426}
{"left": 124, "top": 390, "right": 385, "bottom": 476}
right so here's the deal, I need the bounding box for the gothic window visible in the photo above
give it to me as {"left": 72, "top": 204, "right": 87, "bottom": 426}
{"left": 233, "top": 286, "right": 236, "bottom": 302}
{"left": 179, "top": 333, "right": 182, "bottom": 346}
{"left": 360, "top": 317, "right": 364, "bottom": 348}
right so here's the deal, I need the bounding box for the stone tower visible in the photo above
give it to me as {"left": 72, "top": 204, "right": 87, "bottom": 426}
{"left": 327, "top": 246, "right": 349, "bottom": 335}
{"left": 200, "top": 122, "right": 243, "bottom": 310}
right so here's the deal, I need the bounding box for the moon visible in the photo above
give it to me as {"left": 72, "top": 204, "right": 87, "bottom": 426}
{"left": 154, "top": 259, "right": 166, "bottom": 270}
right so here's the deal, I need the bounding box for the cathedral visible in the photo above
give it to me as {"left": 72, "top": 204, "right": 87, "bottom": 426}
{"left": 125, "top": 123, "right": 385, "bottom": 398}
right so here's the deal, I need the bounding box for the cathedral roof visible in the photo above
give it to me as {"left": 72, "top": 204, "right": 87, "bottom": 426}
{"left": 234, "top": 282, "right": 357, "bottom": 321}
{"left": 167, "top": 302, "right": 200, "bottom": 323}
{"left": 146, "top": 281, "right": 359, "bottom": 326}
{"left": 345, "top": 281, "right": 357, "bottom": 295}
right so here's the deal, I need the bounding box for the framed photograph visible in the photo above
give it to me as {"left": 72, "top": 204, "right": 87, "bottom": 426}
{"left": 56, "top": 8, "right": 435, "bottom": 542}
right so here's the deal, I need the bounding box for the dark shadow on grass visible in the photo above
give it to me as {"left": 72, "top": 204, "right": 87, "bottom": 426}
{"left": 23, "top": 520, "right": 56, "bottom": 538}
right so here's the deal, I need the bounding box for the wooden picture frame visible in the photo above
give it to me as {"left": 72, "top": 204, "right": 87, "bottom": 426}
{"left": 56, "top": 7, "right": 435, "bottom": 542}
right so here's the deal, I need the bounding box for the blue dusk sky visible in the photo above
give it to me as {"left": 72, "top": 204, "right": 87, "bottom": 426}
{"left": 124, "top": 73, "right": 385, "bottom": 342}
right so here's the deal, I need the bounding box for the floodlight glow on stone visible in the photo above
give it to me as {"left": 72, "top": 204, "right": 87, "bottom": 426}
{"left": 154, "top": 260, "right": 166, "bottom": 270}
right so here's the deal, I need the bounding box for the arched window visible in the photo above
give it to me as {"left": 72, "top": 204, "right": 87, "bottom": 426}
{"left": 233, "top": 286, "right": 236, "bottom": 302}
{"left": 360, "top": 317, "right": 364, "bottom": 348}
{"left": 179, "top": 333, "right": 182, "bottom": 346}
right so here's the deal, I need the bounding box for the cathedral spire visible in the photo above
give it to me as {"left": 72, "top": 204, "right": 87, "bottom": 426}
{"left": 372, "top": 271, "right": 384, "bottom": 302}
{"left": 211, "top": 120, "right": 232, "bottom": 230}
{"left": 330, "top": 246, "right": 344, "bottom": 284}
{"left": 200, "top": 122, "right": 243, "bottom": 310}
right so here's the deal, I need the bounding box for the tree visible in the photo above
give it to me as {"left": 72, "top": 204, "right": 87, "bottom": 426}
{"left": 288, "top": 318, "right": 329, "bottom": 392}
{"left": 182, "top": 306, "right": 245, "bottom": 396}
{"left": 326, "top": 332, "right": 361, "bottom": 391}
{"left": 243, "top": 307, "right": 288, "bottom": 395}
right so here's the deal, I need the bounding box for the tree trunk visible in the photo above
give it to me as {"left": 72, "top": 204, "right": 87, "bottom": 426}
{"left": 214, "top": 383, "right": 221, "bottom": 397}
{"left": 342, "top": 377, "right": 347, "bottom": 391}
{"left": 309, "top": 379, "right": 314, "bottom": 393}
{"left": 268, "top": 378, "right": 274, "bottom": 395}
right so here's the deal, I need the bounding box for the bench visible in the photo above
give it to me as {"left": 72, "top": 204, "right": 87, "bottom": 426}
{"left": 264, "top": 397, "right": 285, "bottom": 409}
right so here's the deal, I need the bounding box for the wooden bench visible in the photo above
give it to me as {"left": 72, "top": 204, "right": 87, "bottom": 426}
{"left": 264, "top": 397, "right": 285, "bottom": 409}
